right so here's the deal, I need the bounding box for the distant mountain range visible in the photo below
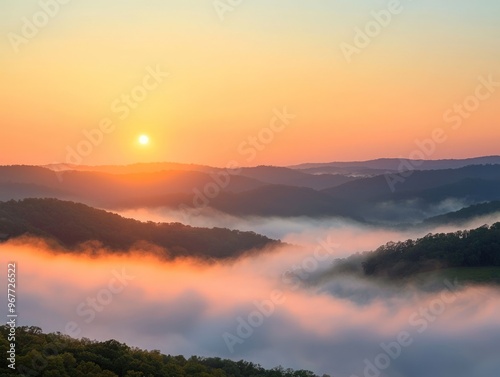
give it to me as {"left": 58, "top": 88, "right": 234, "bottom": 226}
{"left": 289, "top": 156, "right": 500, "bottom": 175}
{"left": 44, "top": 163, "right": 358, "bottom": 190}
{"left": 0, "top": 156, "right": 499, "bottom": 223}
{"left": 45, "top": 156, "right": 500, "bottom": 177}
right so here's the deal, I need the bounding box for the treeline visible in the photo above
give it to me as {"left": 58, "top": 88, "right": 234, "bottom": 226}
{"left": 423, "top": 200, "right": 500, "bottom": 225}
{"left": 0, "top": 326, "right": 319, "bottom": 377}
{"left": 362, "top": 223, "right": 500, "bottom": 278}
{"left": 327, "top": 223, "right": 500, "bottom": 280}
{"left": 0, "top": 198, "right": 279, "bottom": 259}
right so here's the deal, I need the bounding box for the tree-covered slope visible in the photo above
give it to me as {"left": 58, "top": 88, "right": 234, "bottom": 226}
{"left": 0, "top": 198, "right": 279, "bottom": 259}
{"left": 361, "top": 223, "right": 500, "bottom": 278}
{"left": 422, "top": 201, "right": 500, "bottom": 226}
{"left": 0, "top": 326, "right": 319, "bottom": 377}
{"left": 326, "top": 223, "right": 500, "bottom": 281}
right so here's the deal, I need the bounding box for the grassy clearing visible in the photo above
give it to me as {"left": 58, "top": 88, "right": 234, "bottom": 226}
{"left": 414, "top": 267, "right": 500, "bottom": 285}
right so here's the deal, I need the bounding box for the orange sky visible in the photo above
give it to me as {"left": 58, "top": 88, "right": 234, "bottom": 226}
{"left": 1, "top": 1, "right": 499, "bottom": 167}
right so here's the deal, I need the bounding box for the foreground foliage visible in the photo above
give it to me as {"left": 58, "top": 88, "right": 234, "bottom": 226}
{"left": 0, "top": 326, "right": 319, "bottom": 377}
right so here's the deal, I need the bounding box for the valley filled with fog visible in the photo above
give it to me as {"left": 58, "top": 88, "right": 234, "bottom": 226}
{"left": 2, "top": 208, "right": 500, "bottom": 376}
{"left": 1, "top": 159, "right": 500, "bottom": 376}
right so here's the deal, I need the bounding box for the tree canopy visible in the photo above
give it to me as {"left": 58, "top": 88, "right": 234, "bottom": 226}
{"left": 0, "top": 198, "right": 279, "bottom": 259}
{"left": 326, "top": 223, "right": 500, "bottom": 280}
{"left": 0, "top": 326, "right": 320, "bottom": 377}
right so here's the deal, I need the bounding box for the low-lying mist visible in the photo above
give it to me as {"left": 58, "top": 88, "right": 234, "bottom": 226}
{"left": 2, "top": 234, "right": 500, "bottom": 377}
{"left": 117, "top": 206, "right": 500, "bottom": 258}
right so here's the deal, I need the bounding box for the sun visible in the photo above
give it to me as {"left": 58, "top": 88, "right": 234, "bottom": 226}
{"left": 138, "top": 134, "right": 149, "bottom": 145}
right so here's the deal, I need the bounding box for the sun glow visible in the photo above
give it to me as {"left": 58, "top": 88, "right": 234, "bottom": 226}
{"left": 138, "top": 135, "right": 149, "bottom": 145}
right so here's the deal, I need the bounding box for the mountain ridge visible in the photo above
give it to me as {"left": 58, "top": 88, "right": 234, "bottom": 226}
{"left": 0, "top": 198, "right": 279, "bottom": 259}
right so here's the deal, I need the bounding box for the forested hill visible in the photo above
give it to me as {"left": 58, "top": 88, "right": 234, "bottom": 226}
{"left": 362, "top": 223, "right": 500, "bottom": 278}
{"left": 422, "top": 201, "right": 500, "bottom": 226}
{"left": 0, "top": 326, "right": 319, "bottom": 377}
{"left": 0, "top": 198, "right": 279, "bottom": 259}
{"left": 328, "top": 223, "right": 500, "bottom": 281}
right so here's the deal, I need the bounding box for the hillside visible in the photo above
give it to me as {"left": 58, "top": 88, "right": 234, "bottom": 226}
{"left": 0, "top": 326, "right": 319, "bottom": 377}
{"left": 423, "top": 201, "right": 500, "bottom": 225}
{"left": 0, "top": 199, "right": 279, "bottom": 259}
{"left": 326, "top": 223, "right": 500, "bottom": 281}
{"left": 237, "top": 166, "right": 357, "bottom": 190}
{"left": 322, "top": 164, "right": 500, "bottom": 199}
{"left": 210, "top": 185, "right": 358, "bottom": 218}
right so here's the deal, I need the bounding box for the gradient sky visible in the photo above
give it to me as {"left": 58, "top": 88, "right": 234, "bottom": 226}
{"left": 1, "top": 0, "right": 499, "bottom": 166}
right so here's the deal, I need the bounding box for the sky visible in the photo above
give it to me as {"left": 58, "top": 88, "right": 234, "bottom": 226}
{"left": 1, "top": 0, "right": 499, "bottom": 167}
